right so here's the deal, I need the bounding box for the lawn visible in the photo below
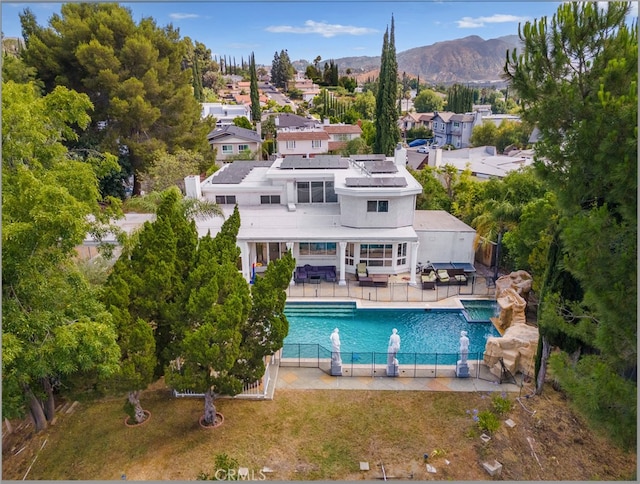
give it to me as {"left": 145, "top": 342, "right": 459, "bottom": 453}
{"left": 2, "top": 381, "right": 636, "bottom": 481}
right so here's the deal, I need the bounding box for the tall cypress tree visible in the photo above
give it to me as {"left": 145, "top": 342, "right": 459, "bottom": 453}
{"left": 374, "top": 15, "right": 400, "bottom": 156}
{"left": 249, "top": 52, "right": 261, "bottom": 123}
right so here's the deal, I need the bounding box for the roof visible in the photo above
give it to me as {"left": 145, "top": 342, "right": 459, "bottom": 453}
{"left": 413, "top": 210, "right": 475, "bottom": 232}
{"left": 432, "top": 111, "right": 456, "bottom": 123}
{"left": 450, "top": 113, "right": 476, "bottom": 123}
{"left": 207, "top": 125, "right": 262, "bottom": 143}
{"left": 323, "top": 124, "right": 362, "bottom": 135}
{"left": 439, "top": 146, "right": 534, "bottom": 178}
{"left": 277, "top": 130, "right": 330, "bottom": 141}
{"left": 274, "top": 113, "right": 315, "bottom": 128}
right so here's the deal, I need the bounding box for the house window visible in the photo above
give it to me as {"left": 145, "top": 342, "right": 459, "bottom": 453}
{"left": 367, "top": 200, "right": 389, "bottom": 213}
{"left": 299, "top": 242, "right": 337, "bottom": 256}
{"left": 453, "top": 122, "right": 460, "bottom": 127}
{"left": 336, "top": 134, "right": 350, "bottom": 141}
{"left": 311, "top": 139, "right": 322, "bottom": 148}
{"left": 222, "top": 145, "right": 233, "bottom": 154}
{"left": 286, "top": 140, "right": 296, "bottom": 149}
{"left": 215, "top": 195, "right": 236, "bottom": 204}
{"left": 256, "top": 242, "right": 288, "bottom": 265}
{"left": 396, "top": 243, "right": 407, "bottom": 265}
{"left": 345, "top": 243, "right": 354, "bottom": 266}
{"left": 238, "top": 144, "right": 250, "bottom": 152}
{"left": 296, "top": 181, "right": 337, "bottom": 204}
{"left": 360, "top": 243, "right": 393, "bottom": 267}
{"left": 260, "top": 195, "right": 281, "bottom": 204}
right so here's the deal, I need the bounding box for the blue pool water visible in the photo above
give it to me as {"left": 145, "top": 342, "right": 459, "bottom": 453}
{"left": 283, "top": 302, "right": 499, "bottom": 361}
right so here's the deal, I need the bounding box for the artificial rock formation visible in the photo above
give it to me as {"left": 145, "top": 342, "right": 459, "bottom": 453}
{"left": 484, "top": 270, "right": 539, "bottom": 378}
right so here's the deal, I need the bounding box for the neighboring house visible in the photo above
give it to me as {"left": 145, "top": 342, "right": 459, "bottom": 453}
{"left": 269, "top": 112, "right": 318, "bottom": 129}
{"left": 400, "top": 112, "right": 435, "bottom": 134}
{"left": 207, "top": 125, "right": 262, "bottom": 163}
{"left": 480, "top": 113, "right": 521, "bottom": 127}
{"left": 423, "top": 145, "right": 533, "bottom": 179}
{"left": 276, "top": 128, "right": 330, "bottom": 157}
{"left": 449, "top": 113, "right": 477, "bottom": 148}
{"left": 185, "top": 146, "right": 476, "bottom": 285}
{"left": 432, "top": 111, "right": 479, "bottom": 148}
{"left": 201, "top": 102, "right": 252, "bottom": 126}
{"left": 323, "top": 124, "right": 363, "bottom": 152}
{"left": 286, "top": 76, "right": 322, "bottom": 103}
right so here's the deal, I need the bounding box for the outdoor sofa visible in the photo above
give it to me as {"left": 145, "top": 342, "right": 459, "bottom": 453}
{"left": 294, "top": 264, "right": 337, "bottom": 283}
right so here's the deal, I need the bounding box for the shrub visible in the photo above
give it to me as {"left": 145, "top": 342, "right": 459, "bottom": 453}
{"left": 477, "top": 410, "right": 500, "bottom": 434}
{"left": 491, "top": 392, "right": 512, "bottom": 415}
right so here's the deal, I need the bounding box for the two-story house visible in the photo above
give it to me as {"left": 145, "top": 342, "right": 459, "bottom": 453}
{"left": 432, "top": 111, "right": 479, "bottom": 148}
{"left": 323, "top": 124, "right": 363, "bottom": 152}
{"left": 185, "top": 146, "right": 476, "bottom": 285}
{"left": 207, "top": 125, "right": 262, "bottom": 163}
{"left": 276, "top": 127, "right": 330, "bottom": 157}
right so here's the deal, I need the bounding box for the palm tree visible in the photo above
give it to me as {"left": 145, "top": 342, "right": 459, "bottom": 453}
{"left": 472, "top": 199, "right": 521, "bottom": 281}
{"left": 123, "top": 190, "right": 224, "bottom": 221}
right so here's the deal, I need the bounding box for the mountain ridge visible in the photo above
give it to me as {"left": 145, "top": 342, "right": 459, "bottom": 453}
{"left": 291, "top": 34, "right": 522, "bottom": 85}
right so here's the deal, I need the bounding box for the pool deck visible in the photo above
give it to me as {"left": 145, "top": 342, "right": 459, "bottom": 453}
{"left": 273, "top": 366, "right": 524, "bottom": 394}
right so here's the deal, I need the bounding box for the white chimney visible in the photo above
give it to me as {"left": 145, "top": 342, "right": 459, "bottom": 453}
{"left": 184, "top": 175, "right": 202, "bottom": 199}
{"left": 394, "top": 143, "right": 407, "bottom": 167}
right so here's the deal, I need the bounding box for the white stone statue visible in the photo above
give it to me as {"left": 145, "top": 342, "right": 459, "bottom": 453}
{"left": 330, "top": 328, "right": 341, "bottom": 365}
{"left": 387, "top": 328, "right": 401, "bottom": 365}
{"left": 459, "top": 330, "right": 470, "bottom": 364}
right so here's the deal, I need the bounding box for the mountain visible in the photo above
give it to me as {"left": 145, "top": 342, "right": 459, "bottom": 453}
{"left": 332, "top": 35, "right": 522, "bottom": 85}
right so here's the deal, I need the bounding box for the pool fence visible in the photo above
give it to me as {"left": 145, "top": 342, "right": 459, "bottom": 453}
{"left": 285, "top": 275, "right": 496, "bottom": 303}
{"left": 281, "top": 344, "right": 526, "bottom": 384}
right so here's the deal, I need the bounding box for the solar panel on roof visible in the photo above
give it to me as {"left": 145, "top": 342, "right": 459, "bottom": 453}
{"left": 344, "top": 177, "right": 408, "bottom": 187}
{"left": 280, "top": 156, "right": 348, "bottom": 169}
{"left": 366, "top": 160, "right": 398, "bottom": 174}
{"left": 350, "top": 154, "right": 386, "bottom": 162}
{"left": 209, "top": 160, "right": 272, "bottom": 184}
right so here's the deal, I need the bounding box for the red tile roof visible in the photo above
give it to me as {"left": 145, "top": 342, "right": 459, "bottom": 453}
{"left": 277, "top": 131, "right": 330, "bottom": 141}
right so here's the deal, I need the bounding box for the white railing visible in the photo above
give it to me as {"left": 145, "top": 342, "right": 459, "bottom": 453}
{"left": 171, "top": 357, "right": 272, "bottom": 399}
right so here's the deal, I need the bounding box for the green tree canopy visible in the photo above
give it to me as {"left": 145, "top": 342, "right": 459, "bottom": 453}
{"left": 413, "top": 88, "right": 444, "bottom": 113}
{"left": 20, "top": 3, "right": 214, "bottom": 196}
{"left": 2, "top": 81, "right": 121, "bottom": 431}
{"left": 504, "top": 1, "right": 637, "bottom": 449}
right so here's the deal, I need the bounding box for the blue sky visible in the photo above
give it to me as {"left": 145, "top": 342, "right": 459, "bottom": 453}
{"left": 2, "top": 1, "right": 637, "bottom": 65}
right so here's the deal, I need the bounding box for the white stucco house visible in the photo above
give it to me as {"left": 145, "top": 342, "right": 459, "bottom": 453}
{"left": 201, "top": 103, "right": 252, "bottom": 126}
{"left": 184, "top": 145, "right": 477, "bottom": 285}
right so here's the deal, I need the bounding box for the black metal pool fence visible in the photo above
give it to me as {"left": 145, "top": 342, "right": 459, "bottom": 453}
{"left": 281, "top": 343, "right": 520, "bottom": 383}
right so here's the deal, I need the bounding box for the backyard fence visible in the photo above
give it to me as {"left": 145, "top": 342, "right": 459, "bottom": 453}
{"left": 285, "top": 276, "right": 497, "bottom": 302}
{"left": 281, "top": 344, "right": 523, "bottom": 384}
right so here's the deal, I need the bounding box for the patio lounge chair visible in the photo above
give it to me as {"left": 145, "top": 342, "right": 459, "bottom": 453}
{"left": 421, "top": 270, "right": 437, "bottom": 290}
{"left": 356, "top": 262, "right": 368, "bottom": 280}
{"left": 436, "top": 269, "right": 450, "bottom": 283}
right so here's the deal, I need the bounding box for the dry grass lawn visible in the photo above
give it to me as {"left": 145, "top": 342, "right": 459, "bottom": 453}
{"left": 2, "top": 381, "right": 636, "bottom": 481}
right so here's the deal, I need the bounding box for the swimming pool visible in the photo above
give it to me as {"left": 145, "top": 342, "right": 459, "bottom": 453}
{"left": 283, "top": 302, "right": 499, "bottom": 361}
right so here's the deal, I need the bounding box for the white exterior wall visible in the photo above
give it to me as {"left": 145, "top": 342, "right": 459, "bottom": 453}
{"left": 339, "top": 195, "right": 415, "bottom": 228}
{"left": 416, "top": 230, "right": 475, "bottom": 265}
{"left": 277, "top": 139, "right": 326, "bottom": 156}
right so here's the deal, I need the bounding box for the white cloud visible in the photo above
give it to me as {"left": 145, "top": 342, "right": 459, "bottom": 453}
{"left": 169, "top": 13, "right": 200, "bottom": 20}
{"left": 457, "top": 14, "right": 529, "bottom": 29}
{"left": 265, "top": 20, "right": 377, "bottom": 38}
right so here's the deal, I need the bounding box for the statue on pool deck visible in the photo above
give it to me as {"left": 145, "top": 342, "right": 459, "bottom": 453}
{"left": 387, "top": 329, "right": 400, "bottom": 376}
{"left": 456, "top": 330, "right": 470, "bottom": 378}
{"left": 330, "top": 328, "right": 342, "bottom": 375}
{"left": 330, "top": 328, "right": 342, "bottom": 364}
